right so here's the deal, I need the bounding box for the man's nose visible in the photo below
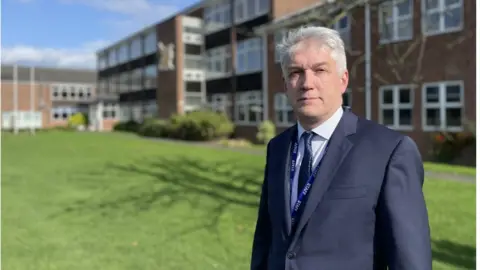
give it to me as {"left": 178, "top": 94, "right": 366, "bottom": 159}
{"left": 301, "top": 70, "right": 315, "bottom": 91}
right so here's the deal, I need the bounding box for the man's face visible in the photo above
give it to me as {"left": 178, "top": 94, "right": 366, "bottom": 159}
{"left": 284, "top": 39, "right": 349, "bottom": 121}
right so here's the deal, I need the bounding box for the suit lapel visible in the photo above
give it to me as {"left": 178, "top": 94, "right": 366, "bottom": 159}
{"left": 291, "top": 109, "right": 357, "bottom": 242}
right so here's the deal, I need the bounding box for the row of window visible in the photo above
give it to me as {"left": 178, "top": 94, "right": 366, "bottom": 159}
{"left": 51, "top": 84, "right": 94, "bottom": 100}
{"left": 379, "top": 0, "right": 463, "bottom": 43}
{"left": 208, "top": 91, "right": 263, "bottom": 124}
{"left": 98, "top": 64, "right": 157, "bottom": 94}
{"left": 272, "top": 0, "right": 463, "bottom": 56}
{"left": 271, "top": 81, "right": 465, "bottom": 132}
{"left": 205, "top": 37, "right": 263, "bottom": 78}
{"left": 1, "top": 111, "right": 43, "bottom": 129}
{"left": 379, "top": 81, "right": 464, "bottom": 131}
{"left": 98, "top": 30, "right": 157, "bottom": 69}
{"left": 204, "top": 0, "right": 269, "bottom": 33}
{"left": 118, "top": 100, "right": 158, "bottom": 122}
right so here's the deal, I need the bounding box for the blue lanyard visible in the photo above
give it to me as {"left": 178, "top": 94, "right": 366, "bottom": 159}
{"left": 289, "top": 134, "right": 330, "bottom": 228}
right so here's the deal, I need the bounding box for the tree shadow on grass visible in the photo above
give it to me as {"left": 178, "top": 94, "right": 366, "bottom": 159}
{"left": 50, "top": 155, "right": 265, "bottom": 244}
{"left": 432, "top": 239, "right": 476, "bottom": 269}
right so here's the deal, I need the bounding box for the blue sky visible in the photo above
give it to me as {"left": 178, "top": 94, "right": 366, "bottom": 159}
{"left": 2, "top": 0, "right": 197, "bottom": 69}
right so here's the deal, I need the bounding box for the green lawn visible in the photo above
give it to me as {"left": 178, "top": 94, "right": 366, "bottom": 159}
{"left": 2, "top": 131, "right": 476, "bottom": 270}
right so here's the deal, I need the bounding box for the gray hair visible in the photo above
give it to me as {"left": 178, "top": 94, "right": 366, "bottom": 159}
{"left": 276, "top": 25, "right": 347, "bottom": 77}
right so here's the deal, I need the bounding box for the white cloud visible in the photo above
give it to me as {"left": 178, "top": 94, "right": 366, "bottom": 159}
{"left": 62, "top": 0, "right": 181, "bottom": 34}
{"left": 1, "top": 40, "right": 110, "bottom": 69}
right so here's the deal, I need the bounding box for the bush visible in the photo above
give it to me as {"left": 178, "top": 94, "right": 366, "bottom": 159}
{"left": 256, "top": 120, "right": 276, "bottom": 144}
{"left": 167, "top": 110, "right": 234, "bottom": 141}
{"left": 138, "top": 119, "right": 169, "bottom": 138}
{"left": 431, "top": 131, "right": 475, "bottom": 163}
{"left": 68, "top": 113, "right": 88, "bottom": 129}
{"left": 113, "top": 120, "right": 141, "bottom": 133}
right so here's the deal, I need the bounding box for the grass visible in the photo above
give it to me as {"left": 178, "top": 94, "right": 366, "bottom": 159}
{"left": 2, "top": 131, "right": 476, "bottom": 270}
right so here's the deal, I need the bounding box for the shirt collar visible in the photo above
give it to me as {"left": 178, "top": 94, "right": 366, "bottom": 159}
{"left": 297, "top": 106, "right": 344, "bottom": 140}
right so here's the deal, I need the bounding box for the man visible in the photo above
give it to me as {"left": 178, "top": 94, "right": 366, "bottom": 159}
{"left": 250, "top": 26, "right": 432, "bottom": 270}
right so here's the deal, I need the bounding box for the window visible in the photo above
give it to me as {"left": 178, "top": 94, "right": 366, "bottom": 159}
{"left": 204, "top": 0, "right": 231, "bottom": 33}
{"left": 109, "top": 75, "right": 118, "bottom": 94}
{"left": 274, "top": 30, "right": 287, "bottom": 63}
{"left": 379, "top": 85, "right": 414, "bottom": 130}
{"left": 50, "top": 84, "right": 93, "bottom": 101}
{"left": 118, "top": 43, "right": 129, "bottom": 63}
{"left": 98, "top": 79, "right": 108, "bottom": 95}
{"left": 118, "top": 72, "right": 130, "bottom": 93}
{"left": 144, "top": 31, "right": 157, "bottom": 55}
{"left": 97, "top": 54, "right": 107, "bottom": 70}
{"left": 2, "top": 111, "right": 42, "bottom": 129}
{"left": 103, "top": 102, "right": 118, "bottom": 120}
{"left": 143, "top": 100, "right": 158, "bottom": 118}
{"left": 184, "top": 55, "right": 203, "bottom": 70}
{"left": 234, "top": 0, "right": 269, "bottom": 23}
{"left": 274, "top": 93, "right": 294, "bottom": 125}
{"left": 131, "top": 68, "right": 143, "bottom": 91}
{"left": 206, "top": 46, "right": 231, "bottom": 78}
{"left": 332, "top": 15, "right": 351, "bottom": 48}
{"left": 130, "top": 37, "right": 143, "bottom": 60}
{"left": 343, "top": 88, "right": 352, "bottom": 107}
{"left": 144, "top": 64, "right": 157, "bottom": 89}
{"left": 51, "top": 107, "right": 77, "bottom": 121}
{"left": 235, "top": 91, "right": 263, "bottom": 124}
{"left": 108, "top": 49, "right": 116, "bottom": 67}
{"left": 236, "top": 38, "right": 262, "bottom": 74}
{"left": 210, "top": 94, "right": 232, "bottom": 117}
{"left": 422, "top": 81, "right": 464, "bottom": 131}
{"left": 422, "top": 0, "right": 463, "bottom": 35}
{"left": 378, "top": 0, "right": 413, "bottom": 43}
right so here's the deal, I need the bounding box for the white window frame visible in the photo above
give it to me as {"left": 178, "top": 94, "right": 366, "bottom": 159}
{"left": 103, "top": 102, "right": 119, "bottom": 120}
{"left": 51, "top": 106, "right": 77, "bottom": 121}
{"left": 206, "top": 45, "right": 231, "bottom": 79}
{"left": 422, "top": 80, "right": 464, "bottom": 132}
{"left": 204, "top": 0, "right": 232, "bottom": 34}
{"left": 235, "top": 90, "right": 263, "bottom": 125}
{"left": 378, "top": 0, "right": 414, "bottom": 43}
{"left": 210, "top": 93, "right": 232, "bottom": 116}
{"left": 274, "top": 93, "right": 294, "bottom": 126}
{"left": 379, "top": 84, "right": 415, "bottom": 131}
{"left": 236, "top": 37, "right": 262, "bottom": 74}
{"left": 332, "top": 14, "right": 351, "bottom": 49}
{"left": 234, "top": 0, "right": 269, "bottom": 24}
{"left": 50, "top": 83, "right": 93, "bottom": 101}
{"left": 422, "top": 0, "right": 463, "bottom": 36}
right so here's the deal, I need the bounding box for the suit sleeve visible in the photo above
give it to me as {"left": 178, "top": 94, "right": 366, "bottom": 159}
{"left": 250, "top": 141, "right": 272, "bottom": 270}
{"left": 377, "top": 136, "right": 432, "bottom": 270}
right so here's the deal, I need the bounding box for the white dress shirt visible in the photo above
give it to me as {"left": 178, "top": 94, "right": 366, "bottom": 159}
{"left": 290, "top": 106, "right": 344, "bottom": 212}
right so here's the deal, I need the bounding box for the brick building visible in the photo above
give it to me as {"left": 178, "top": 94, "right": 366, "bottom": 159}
{"left": 95, "top": 3, "right": 204, "bottom": 125}
{"left": 0, "top": 65, "right": 106, "bottom": 130}
{"left": 96, "top": 0, "right": 475, "bottom": 160}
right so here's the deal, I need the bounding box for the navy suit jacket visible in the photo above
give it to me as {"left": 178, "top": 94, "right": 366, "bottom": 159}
{"left": 250, "top": 107, "right": 432, "bottom": 270}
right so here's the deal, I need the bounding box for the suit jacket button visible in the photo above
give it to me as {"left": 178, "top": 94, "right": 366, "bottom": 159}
{"left": 287, "top": 252, "right": 296, "bottom": 259}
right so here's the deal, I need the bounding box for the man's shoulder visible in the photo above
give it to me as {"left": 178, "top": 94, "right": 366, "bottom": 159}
{"left": 266, "top": 125, "right": 296, "bottom": 150}
{"left": 355, "top": 115, "right": 411, "bottom": 148}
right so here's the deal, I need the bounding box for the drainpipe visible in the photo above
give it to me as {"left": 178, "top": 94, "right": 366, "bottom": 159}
{"left": 262, "top": 31, "right": 268, "bottom": 121}
{"left": 364, "top": 1, "right": 372, "bottom": 120}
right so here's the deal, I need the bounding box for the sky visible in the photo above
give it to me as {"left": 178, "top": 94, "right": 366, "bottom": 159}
{"left": 1, "top": 0, "right": 197, "bottom": 69}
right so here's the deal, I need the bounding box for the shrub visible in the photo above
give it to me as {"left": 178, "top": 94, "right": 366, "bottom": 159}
{"left": 113, "top": 120, "right": 141, "bottom": 133}
{"left": 256, "top": 120, "right": 276, "bottom": 144}
{"left": 68, "top": 113, "right": 87, "bottom": 129}
{"left": 167, "top": 110, "right": 234, "bottom": 141}
{"left": 138, "top": 119, "right": 168, "bottom": 138}
{"left": 431, "top": 131, "right": 475, "bottom": 163}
